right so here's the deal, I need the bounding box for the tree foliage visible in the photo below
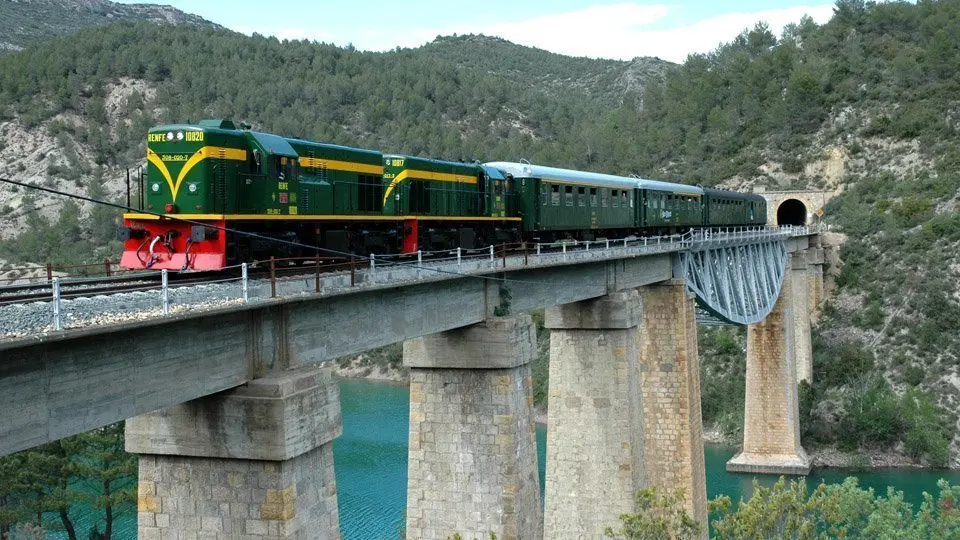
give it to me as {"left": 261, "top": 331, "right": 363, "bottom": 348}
{"left": 604, "top": 487, "right": 703, "bottom": 540}
{"left": 709, "top": 476, "right": 960, "bottom": 539}
{"left": 0, "top": 423, "right": 136, "bottom": 539}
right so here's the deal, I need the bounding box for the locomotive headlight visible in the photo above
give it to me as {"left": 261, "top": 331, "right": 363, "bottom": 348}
{"left": 188, "top": 183, "right": 198, "bottom": 193}
{"left": 151, "top": 183, "right": 161, "bottom": 193}
{"left": 166, "top": 131, "right": 175, "bottom": 142}
{"left": 176, "top": 131, "right": 184, "bottom": 141}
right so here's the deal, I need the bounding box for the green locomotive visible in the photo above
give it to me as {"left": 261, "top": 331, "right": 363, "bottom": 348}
{"left": 121, "top": 120, "right": 766, "bottom": 270}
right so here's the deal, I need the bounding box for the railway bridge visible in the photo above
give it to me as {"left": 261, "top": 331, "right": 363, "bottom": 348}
{"left": 0, "top": 226, "right": 825, "bottom": 540}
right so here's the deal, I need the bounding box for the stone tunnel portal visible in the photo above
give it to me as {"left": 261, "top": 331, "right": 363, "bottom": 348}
{"left": 776, "top": 199, "right": 807, "bottom": 226}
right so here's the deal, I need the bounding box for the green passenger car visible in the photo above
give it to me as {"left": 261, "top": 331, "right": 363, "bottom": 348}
{"left": 484, "top": 161, "right": 707, "bottom": 238}
{"left": 703, "top": 189, "right": 768, "bottom": 226}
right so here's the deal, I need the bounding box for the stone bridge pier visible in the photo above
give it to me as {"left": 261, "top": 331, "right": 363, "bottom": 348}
{"left": 403, "top": 315, "right": 542, "bottom": 540}
{"left": 126, "top": 365, "right": 343, "bottom": 539}
{"left": 543, "top": 291, "right": 647, "bottom": 539}
{"left": 637, "top": 279, "right": 708, "bottom": 527}
{"left": 727, "top": 252, "right": 812, "bottom": 475}
{"left": 543, "top": 286, "right": 709, "bottom": 538}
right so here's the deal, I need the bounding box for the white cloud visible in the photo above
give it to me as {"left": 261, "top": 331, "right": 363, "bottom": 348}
{"left": 234, "top": 2, "right": 836, "bottom": 63}
{"left": 610, "top": 5, "right": 836, "bottom": 62}
{"left": 446, "top": 3, "right": 837, "bottom": 62}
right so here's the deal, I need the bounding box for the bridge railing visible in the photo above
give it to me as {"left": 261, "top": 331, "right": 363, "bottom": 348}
{"left": 0, "top": 225, "right": 817, "bottom": 338}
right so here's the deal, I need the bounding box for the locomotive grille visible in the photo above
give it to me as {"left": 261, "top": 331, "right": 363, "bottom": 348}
{"left": 214, "top": 149, "right": 226, "bottom": 213}
{"left": 299, "top": 186, "right": 310, "bottom": 214}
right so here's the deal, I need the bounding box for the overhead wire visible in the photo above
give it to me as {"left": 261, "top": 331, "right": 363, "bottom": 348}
{"left": 0, "top": 176, "right": 545, "bottom": 284}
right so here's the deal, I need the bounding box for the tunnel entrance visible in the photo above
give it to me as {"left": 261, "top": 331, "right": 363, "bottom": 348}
{"left": 776, "top": 199, "right": 807, "bottom": 226}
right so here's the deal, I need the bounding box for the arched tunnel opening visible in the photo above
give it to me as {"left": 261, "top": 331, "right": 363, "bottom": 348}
{"left": 776, "top": 199, "right": 807, "bottom": 226}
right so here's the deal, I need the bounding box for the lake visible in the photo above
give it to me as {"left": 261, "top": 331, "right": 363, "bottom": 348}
{"left": 335, "top": 378, "right": 960, "bottom": 539}
{"left": 45, "top": 377, "right": 960, "bottom": 538}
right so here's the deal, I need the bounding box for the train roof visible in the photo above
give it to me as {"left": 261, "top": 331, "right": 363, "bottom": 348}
{"left": 483, "top": 161, "right": 704, "bottom": 196}
{"left": 702, "top": 187, "right": 766, "bottom": 202}
{"left": 384, "top": 154, "right": 481, "bottom": 174}
{"left": 287, "top": 137, "right": 383, "bottom": 162}
{"left": 248, "top": 131, "right": 298, "bottom": 157}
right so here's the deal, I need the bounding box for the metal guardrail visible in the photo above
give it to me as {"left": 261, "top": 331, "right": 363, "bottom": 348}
{"left": 2, "top": 225, "right": 818, "bottom": 336}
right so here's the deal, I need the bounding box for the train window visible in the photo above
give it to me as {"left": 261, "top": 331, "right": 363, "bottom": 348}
{"left": 250, "top": 149, "right": 262, "bottom": 174}
{"left": 578, "top": 187, "right": 585, "bottom": 194}
{"left": 577, "top": 187, "right": 586, "bottom": 207}
{"left": 274, "top": 156, "right": 285, "bottom": 178}
{"left": 565, "top": 185, "right": 574, "bottom": 207}
{"left": 541, "top": 184, "right": 548, "bottom": 205}
{"left": 601, "top": 190, "right": 608, "bottom": 208}
{"left": 590, "top": 187, "right": 597, "bottom": 206}
{"left": 612, "top": 190, "right": 619, "bottom": 208}
{"left": 552, "top": 184, "right": 560, "bottom": 206}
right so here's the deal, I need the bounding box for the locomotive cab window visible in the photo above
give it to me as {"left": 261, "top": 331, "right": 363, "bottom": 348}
{"left": 249, "top": 149, "right": 262, "bottom": 174}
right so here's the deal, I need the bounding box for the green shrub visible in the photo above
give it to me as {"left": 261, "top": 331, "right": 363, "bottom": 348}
{"left": 782, "top": 156, "right": 804, "bottom": 174}
{"left": 813, "top": 338, "right": 875, "bottom": 388}
{"left": 903, "top": 364, "right": 925, "bottom": 387}
{"left": 858, "top": 300, "right": 884, "bottom": 330}
{"left": 838, "top": 377, "right": 902, "bottom": 450}
{"left": 900, "top": 388, "right": 950, "bottom": 466}
{"left": 893, "top": 195, "right": 933, "bottom": 227}
{"left": 863, "top": 115, "right": 892, "bottom": 136}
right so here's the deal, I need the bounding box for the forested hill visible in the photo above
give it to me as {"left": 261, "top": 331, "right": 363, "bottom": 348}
{"left": 0, "top": 0, "right": 219, "bottom": 52}
{"left": 421, "top": 35, "right": 672, "bottom": 107}
{"left": 0, "top": 1, "right": 959, "bottom": 466}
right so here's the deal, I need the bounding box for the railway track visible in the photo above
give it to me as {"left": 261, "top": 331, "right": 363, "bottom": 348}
{"left": 0, "top": 255, "right": 364, "bottom": 306}
{"left": 0, "top": 273, "right": 215, "bottom": 304}
{"left": 0, "top": 238, "right": 651, "bottom": 306}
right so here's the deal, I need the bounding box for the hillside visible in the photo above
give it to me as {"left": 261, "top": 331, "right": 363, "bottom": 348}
{"left": 0, "top": 0, "right": 218, "bottom": 52}
{"left": 421, "top": 34, "right": 672, "bottom": 107}
{"left": 0, "top": 1, "right": 958, "bottom": 467}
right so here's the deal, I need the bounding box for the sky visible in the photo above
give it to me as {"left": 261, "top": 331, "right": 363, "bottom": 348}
{"left": 114, "top": 0, "right": 836, "bottom": 63}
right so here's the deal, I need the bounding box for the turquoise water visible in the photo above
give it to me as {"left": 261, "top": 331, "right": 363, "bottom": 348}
{"left": 336, "top": 378, "right": 960, "bottom": 540}
{"left": 47, "top": 378, "right": 960, "bottom": 538}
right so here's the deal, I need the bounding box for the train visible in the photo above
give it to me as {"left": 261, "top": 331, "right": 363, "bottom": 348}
{"left": 120, "top": 119, "right": 766, "bottom": 270}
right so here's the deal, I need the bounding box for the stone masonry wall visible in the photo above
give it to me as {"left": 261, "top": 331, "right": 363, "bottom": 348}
{"left": 129, "top": 365, "right": 343, "bottom": 539}
{"left": 137, "top": 443, "right": 338, "bottom": 540}
{"left": 637, "top": 280, "right": 708, "bottom": 529}
{"left": 792, "top": 254, "right": 813, "bottom": 384}
{"left": 406, "top": 366, "right": 541, "bottom": 540}
{"left": 543, "top": 292, "right": 646, "bottom": 539}
{"left": 727, "top": 260, "right": 811, "bottom": 475}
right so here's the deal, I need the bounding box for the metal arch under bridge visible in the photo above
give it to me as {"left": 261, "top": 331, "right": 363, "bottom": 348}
{"left": 680, "top": 227, "right": 796, "bottom": 326}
